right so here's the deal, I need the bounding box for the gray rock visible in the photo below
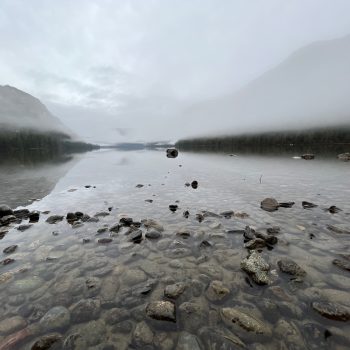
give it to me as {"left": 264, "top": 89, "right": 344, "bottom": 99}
{"left": 178, "top": 301, "right": 207, "bottom": 332}
{"left": 17, "top": 224, "right": 32, "bottom": 232}
{"left": 146, "top": 301, "right": 176, "bottom": 322}
{"left": 198, "top": 327, "right": 246, "bottom": 349}
{"left": 241, "top": 251, "right": 270, "bottom": 285}
{"left": 244, "top": 238, "right": 266, "bottom": 250}
{"left": 78, "top": 319, "right": 106, "bottom": 346}
{"left": 0, "top": 316, "right": 26, "bottom": 335}
{"left": 333, "top": 259, "right": 350, "bottom": 271}
{"left": 133, "top": 321, "right": 154, "bottom": 347}
{"left": 260, "top": 198, "right": 279, "bottom": 212}
{"left": 0, "top": 204, "right": 13, "bottom": 218}
{"left": 221, "top": 308, "right": 272, "bottom": 335}
{"left": 70, "top": 299, "right": 101, "bottom": 323}
{"left": 9, "top": 276, "right": 44, "bottom": 294}
{"left": 31, "top": 333, "right": 63, "bottom": 350}
{"left": 39, "top": 306, "right": 70, "bottom": 331}
{"left": 46, "top": 215, "right": 64, "bottom": 224}
{"left": 145, "top": 230, "right": 162, "bottom": 239}
{"left": 277, "top": 259, "right": 306, "bottom": 277}
{"left": 164, "top": 283, "right": 186, "bottom": 299}
{"left": 312, "top": 301, "right": 350, "bottom": 321}
{"left": 206, "top": 280, "right": 230, "bottom": 302}
{"left": 129, "top": 229, "right": 142, "bottom": 243}
{"left": 104, "top": 308, "right": 130, "bottom": 325}
{"left": 62, "top": 333, "right": 86, "bottom": 350}
{"left": 0, "top": 214, "right": 16, "bottom": 225}
{"left": 337, "top": 152, "right": 350, "bottom": 161}
{"left": 3, "top": 244, "right": 18, "bottom": 254}
{"left": 176, "top": 332, "right": 201, "bottom": 350}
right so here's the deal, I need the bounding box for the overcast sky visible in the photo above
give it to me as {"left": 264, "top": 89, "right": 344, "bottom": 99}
{"left": 1, "top": 0, "right": 350, "bottom": 143}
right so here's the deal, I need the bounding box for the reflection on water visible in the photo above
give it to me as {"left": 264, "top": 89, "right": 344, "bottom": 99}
{"left": 0, "top": 149, "right": 350, "bottom": 349}
{"left": 0, "top": 152, "right": 79, "bottom": 208}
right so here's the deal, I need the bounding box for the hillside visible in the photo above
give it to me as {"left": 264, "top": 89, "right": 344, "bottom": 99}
{"left": 181, "top": 35, "right": 350, "bottom": 138}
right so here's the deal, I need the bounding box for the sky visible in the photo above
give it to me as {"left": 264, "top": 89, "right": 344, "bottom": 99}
{"left": 1, "top": 0, "right": 350, "bottom": 143}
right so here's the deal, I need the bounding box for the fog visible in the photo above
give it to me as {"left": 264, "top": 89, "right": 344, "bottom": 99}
{"left": 1, "top": 0, "right": 350, "bottom": 143}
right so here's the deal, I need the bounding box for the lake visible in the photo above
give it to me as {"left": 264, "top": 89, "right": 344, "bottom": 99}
{"left": 0, "top": 149, "right": 350, "bottom": 349}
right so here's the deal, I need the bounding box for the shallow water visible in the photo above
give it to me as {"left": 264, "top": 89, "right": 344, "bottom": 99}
{"left": 0, "top": 149, "right": 350, "bottom": 349}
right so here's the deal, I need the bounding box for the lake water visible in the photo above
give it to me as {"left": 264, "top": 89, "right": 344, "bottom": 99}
{"left": 0, "top": 149, "right": 350, "bottom": 349}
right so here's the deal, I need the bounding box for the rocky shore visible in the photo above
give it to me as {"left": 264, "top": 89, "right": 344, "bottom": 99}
{"left": 1, "top": 189, "right": 350, "bottom": 350}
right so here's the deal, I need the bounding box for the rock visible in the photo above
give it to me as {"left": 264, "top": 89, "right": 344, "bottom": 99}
{"left": 136, "top": 184, "right": 144, "bottom": 188}
{"left": 70, "top": 299, "right": 100, "bottom": 323}
{"left": 46, "top": 215, "right": 64, "bottom": 224}
{"left": 146, "top": 301, "right": 176, "bottom": 322}
{"left": 3, "top": 245, "right": 18, "bottom": 254}
{"left": 145, "top": 199, "right": 153, "bottom": 203}
{"left": 104, "top": 308, "right": 130, "bottom": 325}
{"left": 109, "top": 224, "right": 120, "bottom": 233}
{"left": 78, "top": 319, "right": 106, "bottom": 346}
{"left": 220, "top": 210, "right": 234, "bottom": 218}
{"left": 39, "top": 306, "right": 70, "bottom": 331}
{"left": 176, "top": 229, "right": 191, "bottom": 239}
{"left": 240, "top": 251, "right": 270, "bottom": 285}
{"left": 206, "top": 280, "right": 230, "bottom": 302}
{"left": 198, "top": 327, "right": 245, "bottom": 349}
{"left": 169, "top": 205, "right": 178, "bottom": 212}
{"left": 176, "top": 332, "right": 201, "bottom": 350}
{"left": 267, "top": 226, "right": 280, "bottom": 234}
{"left": 221, "top": 308, "right": 272, "bottom": 335}
{"left": 327, "top": 205, "right": 342, "bottom": 214}
{"left": 164, "top": 283, "right": 186, "bottom": 299}
{"left": 301, "top": 154, "right": 315, "bottom": 160}
{"left": 166, "top": 148, "right": 178, "bottom": 158}
{"left": 234, "top": 212, "right": 249, "bottom": 218}
{"left": 133, "top": 321, "right": 154, "bottom": 346}
{"left": 17, "top": 224, "right": 32, "bottom": 232}
{"left": 29, "top": 211, "right": 40, "bottom": 223}
{"left": 121, "top": 269, "right": 147, "bottom": 286}
{"left": 244, "top": 238, "right": 266, "bottom": 250}
{"left": 184, "top": 182, "right": 190, "bottom": 187}
{"left": 66, "top": 212, "right": 78, "bottom": 223}
{"left": 278, "top": 202, "right": 295, "bottom": 208}
{"left": 178, "top": 302, "right": 207, "bottom": 332}
{"left": 0, "top": 215, "right": 16, "bottom": 225}
{"left": 275, "top": 319, "right": 306, "bottom": 349}
{"left": 302, "top": 201, "right": 318, "bottom": 209}
{"left": 31, "top": 333, "right": 63, "bottom": 350}
{"left": 119, "top": 217, "right": 134, "bottom": 226}
{"left": 278, "top": 259, "right": 306, "bottom": 277}
{"left": 183, "top": 210, "right": 190, "bottom": 218}
{"left": 195, "top": 214, "right": 204, "bottom": 222}
{"left": 337, "top": 152, "right": 350, "bottom": 161}
{"left": 0, "top": 205, "right": 13, "bottom": 218}
{"left": 13, "top": 209, "right": 30, "bottom": 219}
{"left": 333, "top": 259, "right": 350, "bottom": 271}
{"left": 145, "top": 230, "right": 162, "bottom": 239}
{"left": 191, "top": 181, "right": 198, "bottom": 189}
{"left": 94, "top": 211, "right": 110, "bottom": 217}
{"left": 142, "top": 219, "right": 164, "bottom": 232}
{"left": 243, "top": 226, "right": 255, "bottom": 241}
{"left": 260, "top": 198, "right": 279, "bottom": 212}
{"left": 327, "top": 225, "right": 350, "bottom": 234}
{"left": 129, "top": 229, "right": 142, "bottom": 243}
{"left": 312, "top": 301, "right": 350, "bottom": 321}
{"left": 0, "top": 316, "right": 26, "bottom": 335}
{"left": 1, "top": 258, "right": 15, "bottom": 265}
{"left": 98, "top": 238, "right": 113, "bottom": 244}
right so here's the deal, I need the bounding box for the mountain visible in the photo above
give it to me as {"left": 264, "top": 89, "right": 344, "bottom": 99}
{"left": 0, "top": 85, "right": 71, "bottom": 134}
{"left": 0, "top": 85, "right": 99, "bottom": 157}
{"left": 181, "top": 35, "right": 350, "bottom": 138}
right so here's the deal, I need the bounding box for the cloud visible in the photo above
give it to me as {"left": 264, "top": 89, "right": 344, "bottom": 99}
{"left": 1, "top": 0, "right": 350, "bottom": 142}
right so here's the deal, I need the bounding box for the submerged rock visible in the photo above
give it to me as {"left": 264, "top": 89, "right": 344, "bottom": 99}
{"left": 146, "top": 301, "right": 176, "bottom": 322}
{"left": 278, "top": 201, "right": 295, "bottom": 208}
{"left": 260, "top": 198, "right": 279, "bottom": 212}
{"left": 3, "top": 245, "right": 18, "bottom": 254}
{"left": 133, "top": 321, "right": 154, "bottom": 347}
{"left": 0, "top": 316, "right": 26, "bottom": 335}
{"left": 17, "top": 224, "right": 32, "bottom": 232}
{"left": 39, "top": 306, "right": 70, "bottom": 331}
{"left": 46, "top": 215, "right": 64, "bottom": 224}
{"left": 327, "top": 225, "right": 350, "bottom": 234}
{"left": 176, "top": 332, "right": 201, "bottom": 350}
{"left": 312, "top": 301, "right": 350, "bottom": 321}
{"left": 164, "top": 283, "right": 186, "bottom": 299}
{"left": 220, "top": 307, "right": 272, "bottom": 335}
{"left": 241, "top": 251, "right": 270, "bottom": 285}
{"left": 70, "top": 299, "right": 101, "bottom": 323}
{"left": 327, "top": 205, "right": 342, "bottom": 214}
{"left": 333, "top": 259, "right": 350, "bottom": 271}
{"left": 302, "top": 201, "right": 318, "bottom": 209}
{"left": 206, "top": 280, "right": 230, "bottom": 302}
{"left": 278, "top": 259, "right": 306, "bottom": 277}
{"left": 98, "top": 238, "right": 113, "bottom": 244}
{"left": 145, "top": 230, "right": 162, "bottom": 239}
{"left": 31, "top": 333, "right": 63, "bottom": 350}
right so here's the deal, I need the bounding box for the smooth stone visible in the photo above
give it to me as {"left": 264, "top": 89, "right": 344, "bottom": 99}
{"left": 3, "top": 245, "right": 18, "bottom": 254}
{"left": 39, "top": 306, "right": 70, "bottom": 331}
{"left": 146, "top": 301, "right": 176, "bottom": 322}
{"left": 312, "top": 302, "right": 350, "bottom": 321}
{"left": 221, "top": 308, "right": 272, "bottom": 335}
{"left": 121, "top": 269, "right": 147, "bottom": 285}
{"left": 178, "top": 302, "right": 207, "bottom": 332}
{"left": 145, "top": 230, "right": 162, "bottom": 239}
{"left": 206, "top": 280, "right": 230, "bottom": 302}
{"left": 260, "top": 198, "right": 279, "bottom": 212}
{"left": 277, "top": 259, "right": 306, "bottom": 276}
{"left": 78, "top": 319, "right": 106, "bottom": 346}
{"left": 104, "top": 308, "right": 130, "bottom": 325}
{"left": 133, "top": 321, "right": 154, "bottom": 347}
{"left": 70, "top": 299, "right": 101, "bottom": 323}
{"left": 176, "top": 332, "right": 201, "bottom": 350}
{"left": 46, "top": 215, "right": 64, "bottom": 224}
{"left": 0, "top": 316, "right": 27, "bottom": 335}
{"left": 9, "top": 276, "right": 44, "bottom": 294}
{"left": 241, "top": 252, "right": 270, "bottom": 285}
{"left": 164, "top": 283, "right": 186, "bottom": 299}
{"left": 198, "top": 327, "right": 246, "bottom": 349}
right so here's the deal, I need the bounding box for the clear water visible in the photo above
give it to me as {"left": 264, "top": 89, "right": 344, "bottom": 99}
{"left": 0, "top": 149, "right": 350, "bottom": 349}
